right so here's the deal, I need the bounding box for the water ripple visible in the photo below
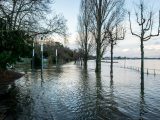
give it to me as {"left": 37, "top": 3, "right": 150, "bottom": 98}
{"left": 1, "top": 61, "right": 160, "bottom": 119}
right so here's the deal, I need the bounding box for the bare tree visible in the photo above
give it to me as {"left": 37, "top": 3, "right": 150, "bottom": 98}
{"left": 0, "top": 0, "right": 51, "bottom": 30}
{"left": 77, "top": 0, "right": 93, "bottom": 68}
{"left": 108, "top": 26, "right": 125, "bottom": 77}
{"left": 0, "top": 0, "right": 67, "bottom": 69}
{"left": 107, "top": 2, "right": 125, "bottom": 77}
{"left": 0, "top": 0, "right": 67, "bottom": 36}
{"left": 89, "top": 0, "right": 124, "bottom": 72}
{"left": 128, "top": 0, "right": 160, "bottom": 88}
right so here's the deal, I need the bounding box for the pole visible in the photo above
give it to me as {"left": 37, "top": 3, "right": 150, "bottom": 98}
{"left": 32, "top": 38, "right": 35, "bottom": 69}
{"left": 154, "top": 69, "right": 156, "bottom": 76}
{"left": 41, "top": 37, "right": 43, "bottom": 71}
{"left": 124, "top": 58, "right": 126, "bottom": 68}
{"left": 56, "top": 49, "right": 57, "bottom": 65}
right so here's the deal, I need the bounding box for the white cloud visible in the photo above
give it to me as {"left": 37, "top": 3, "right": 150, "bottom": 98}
{"left": 122, "top": 49, "right": 129, "bottom": 52}
{"left": 66, "top": 32, "right": 79, "bottom": 49}
{"left": 145, "top": 45, "right": 160, "bottom": 51}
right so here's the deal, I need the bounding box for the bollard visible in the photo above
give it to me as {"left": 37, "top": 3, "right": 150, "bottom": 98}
{"left": 154, "top": 69, "right": 156, "bottom": 76}
{"left": 147, "top": 69, "right": 149, "bottom": 75}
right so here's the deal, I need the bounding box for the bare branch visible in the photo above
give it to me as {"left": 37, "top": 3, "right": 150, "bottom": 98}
{"left": 144, "top": 12, "right": 152, "bottom": 31}
{"left": 128, "top": 12, "right": 141, "bottom": 38}
{"left": 144, "top": 11, "right": 160, "bottom": 41}
{"left": 136, "top": 12, "right": 142, "bottom": 25}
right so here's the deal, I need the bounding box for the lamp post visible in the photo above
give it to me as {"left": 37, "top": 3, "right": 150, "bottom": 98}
{"left": 32, "top": 37, "right": 35, "bottom": 69}
{"left": 56, "top": 49, "right": 57, "bottom": 65}
{"left": 41, "top": 37, "right": 43, "bottom": 71}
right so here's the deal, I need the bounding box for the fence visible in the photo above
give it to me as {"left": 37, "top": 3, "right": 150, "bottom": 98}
{"left": 116, "top": 65, "right": 160, "bottom": 75}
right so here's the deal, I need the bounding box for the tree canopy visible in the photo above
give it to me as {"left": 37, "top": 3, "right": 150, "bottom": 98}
{"left": 0, "top": 0, "right": 67, "bottom": 69}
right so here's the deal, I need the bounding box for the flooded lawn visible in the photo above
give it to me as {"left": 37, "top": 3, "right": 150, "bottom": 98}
{"left": 0, "top": 60, "right": 160, "bottom": 120}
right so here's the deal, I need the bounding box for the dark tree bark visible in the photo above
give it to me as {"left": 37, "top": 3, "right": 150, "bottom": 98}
{"left": 110, "top": 38, "right": 114, "bottom": 77}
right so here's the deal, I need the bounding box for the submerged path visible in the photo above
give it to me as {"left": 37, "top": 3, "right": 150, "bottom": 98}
{"left": 0, "top": 61, "right": 160, "bottom": 120}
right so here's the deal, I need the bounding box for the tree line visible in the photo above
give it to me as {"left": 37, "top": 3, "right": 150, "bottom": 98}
{"left": 33, "top": 39, "right": 82, "bottom": 67}
{"left": 0, "top": 0, "right": 67, "bottom": 70}
{"left": 77, "top": 0, "right": 125, "bottom": 73}
{"left": 77, "top": 0, "right": 160, "bottom": 88}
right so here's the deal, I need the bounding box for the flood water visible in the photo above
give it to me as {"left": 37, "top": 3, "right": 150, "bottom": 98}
{"left": 0, "top": 60, "right": 160, "bottom": 120}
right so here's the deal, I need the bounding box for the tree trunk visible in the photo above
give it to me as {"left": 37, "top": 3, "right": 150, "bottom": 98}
{"left": 95, "top": 0, "right": 102, "bottom": 73}
{"left": 95, "top": 40, "right": 101, "bottom": 72}
{"left": 95, "top": 23, "right": 101, "bottom": 72}
{"left": 110, "top": 39, "right": 113, "bottom": 77}
{"left": 84, "top": 26, "right": 88, "bottom": 69}
{"left": 140, "top": 37, "right": 144, "bottom": 89}
{"left": 84, "top": 56, "right": 87, "bottom": 69}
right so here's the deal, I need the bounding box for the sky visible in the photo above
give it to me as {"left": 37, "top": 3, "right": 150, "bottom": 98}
{"left": 53, "top": 0, "right": 160, "bottom": 58}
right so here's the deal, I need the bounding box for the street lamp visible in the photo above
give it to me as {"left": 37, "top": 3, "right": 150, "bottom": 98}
{"left": 32, "top": 37, "right": 35, "bottom": 69}
{"left": 56, "top": 48, "right": 57, "bottom": 65}
{"left": 41, "top": 37, "right": 44, "bottom": 71}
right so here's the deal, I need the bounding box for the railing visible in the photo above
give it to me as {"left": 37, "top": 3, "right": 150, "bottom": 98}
{"left": 117, "top": 65, "right": 160, "bottom": 75}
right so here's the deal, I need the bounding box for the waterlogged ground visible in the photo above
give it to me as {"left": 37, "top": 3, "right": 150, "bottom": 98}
{"left": 1, "top": 60, "right": 160, "bottom": 120}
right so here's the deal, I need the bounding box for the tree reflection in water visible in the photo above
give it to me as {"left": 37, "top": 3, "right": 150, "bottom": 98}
{"left": 0, "top": 81, "right": 33, "bottom": 120}
{"left": 95, "top": 72, "right": 131, "bottom": 119}
{"left": 139, "top": 85, "right": 146, "bottom": 120}
{"left": 1, "top": 62, "right": 156, "bottom": 119}
{"left": 0, "top": 84, "right": 18, "bottom": 120}
{"left": 95, "top": 72, "right": 103, "bottom": 119}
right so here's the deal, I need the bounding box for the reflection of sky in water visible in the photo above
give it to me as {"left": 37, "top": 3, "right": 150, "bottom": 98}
{"left": 117, "top": 59, "right": 160, "bottom": 70}
{"left": 1, "top": 60, "right": 160, "bottom": 120}
{"left": 113, "top": 60, "right": 160, "bottom": 74}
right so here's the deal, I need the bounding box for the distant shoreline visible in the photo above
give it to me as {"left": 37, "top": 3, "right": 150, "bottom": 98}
{"left": 102, "top": 58, "right": 160, "bottom": 60}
